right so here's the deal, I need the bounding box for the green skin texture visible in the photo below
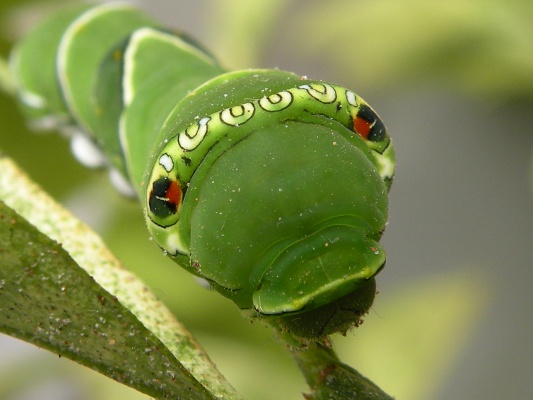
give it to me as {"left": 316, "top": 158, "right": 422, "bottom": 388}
{"left": 93, "top": 27, "right": 225, "bottom": 186}
{"left": 11, "top": 4, "right": 396, "bottom": 325}
{"left": 9, "top": 4, "right": 93, "bottom": 124}
{"left": 147, "top": 78, "right": 394, "bottom": 315}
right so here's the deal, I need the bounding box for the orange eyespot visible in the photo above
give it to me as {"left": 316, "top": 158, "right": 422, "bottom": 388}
{"left": 353, "top": 116, "right": 372, "bottom": 140}
{"left": 148, "top": 177, "right": 182, "bottom": 218}
{"left": 165, "top": 180, "right": 181, "bottom": 207}
{"left": 353, "top": 104, "right": 386, "bottom": 142}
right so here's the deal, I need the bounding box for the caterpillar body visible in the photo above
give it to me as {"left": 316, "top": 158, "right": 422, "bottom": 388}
{"left": 10, "top": 3, "right": 396, "bottom": 338}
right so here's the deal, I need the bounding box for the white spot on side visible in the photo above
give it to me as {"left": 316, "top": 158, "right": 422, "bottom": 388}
{"left": 59, "top": 124, "right": 81, "bottom": 138}
{"left": 109, "top": 168, "right": 137, "bottom": 198}
{"left": 345, "top": 90, "right": 358, "bottom": 107}
{"left": 159, "top": 153, "right": 174, "bottom": 172}
{"left": 198, "top": 116, "right": 210, "bottom": 129}
{"left": 70, "top": 132, "right": 107, "bottom": 168}
{"left": 377, "top": 149, "right": 396, "bottom": 180}
{"left": 19, "top": 91, "right": 46, "bottom": 109}
{"left": 27, "top": 116, "right": 64, "bottom": 132}
{"left": 166, "top": 233, "right": 187, "bottom": 255}
{"left": 194, "top": 277, "right": 211, "bottom": 289}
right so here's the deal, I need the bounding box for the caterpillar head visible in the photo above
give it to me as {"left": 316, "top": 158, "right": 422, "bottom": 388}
{"left": 145, "top": 79, "right": 394, "bottom": 338}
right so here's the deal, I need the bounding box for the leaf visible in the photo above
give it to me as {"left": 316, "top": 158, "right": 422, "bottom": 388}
{"left": 0, "top": 152, "right": 242, "bottom": 399}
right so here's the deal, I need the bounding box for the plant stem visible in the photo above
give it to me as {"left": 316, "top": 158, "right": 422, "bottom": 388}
{"left": 276, "top": 328, "right": 394, "bottom": 400}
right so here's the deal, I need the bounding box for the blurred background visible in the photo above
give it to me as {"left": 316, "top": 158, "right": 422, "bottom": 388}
{"left": 0, "top": 0, "right": 532, "bottom": 399}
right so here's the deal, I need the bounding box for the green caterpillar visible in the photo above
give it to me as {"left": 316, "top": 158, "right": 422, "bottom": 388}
{"left": 10, "top": 3, "right": 395, "bottom": 338}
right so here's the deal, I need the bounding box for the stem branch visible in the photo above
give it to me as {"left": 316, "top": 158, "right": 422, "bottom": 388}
{"left": 275, "top": 327, "right": 394, "bottom": 400}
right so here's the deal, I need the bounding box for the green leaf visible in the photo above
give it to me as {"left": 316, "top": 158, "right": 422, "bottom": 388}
{"left": 0, "top": 152, "right": 242, "bottom": 399}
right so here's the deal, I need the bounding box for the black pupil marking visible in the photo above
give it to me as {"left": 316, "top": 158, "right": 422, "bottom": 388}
{"left": 182, "top": 155, "right": 192, "bottom": 166}
{"left": 149, "top": 177, "right": 177, "bottom": 217}
{"left": 357, "top": 104, "right": 386, "bottom": 142}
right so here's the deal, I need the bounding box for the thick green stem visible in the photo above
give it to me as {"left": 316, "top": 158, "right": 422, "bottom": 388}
{"left": 277, "top": 329, "right": 394, "bottom": 400}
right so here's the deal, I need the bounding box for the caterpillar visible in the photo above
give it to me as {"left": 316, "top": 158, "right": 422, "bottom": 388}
{"left": 9, "top": 3, "right": 396, "bottom": 338}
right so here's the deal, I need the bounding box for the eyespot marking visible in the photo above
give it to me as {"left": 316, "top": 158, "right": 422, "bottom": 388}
{"left": 259, "top": 91, "right": 293, "bottom": 112}
{"left": 345, "top": 90, "right": 358, "bottom": 107}
{"left": 299, "top": 83, "right": 336, "bottom": 103}
{"left": 220, "top": 102, "right": 255, "bottom": 126}
{"left": 353, "top": 116, "right": 373, "bottom": 140}
{"left": 354, "top": 104, "right": 386, "bottom": 142}
{"left": 179, "top": 116, "right": 210, "bottom": 150}
{"left": 159, "top": 153, "right": 174, "bottom": 172}
{"left": 148, "top": 176, "right": 182, "bottom": 218}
